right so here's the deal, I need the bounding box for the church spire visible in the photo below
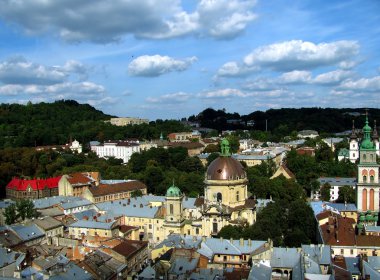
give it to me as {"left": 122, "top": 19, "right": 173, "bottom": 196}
{"left": 360, "top": 111, "right": 375, "bottom": 150}
{"left": 350, "top": 119, "right": 357, "bottom": 139}
{"left": 372, "top": 120, "right": 378, "bottom": 140}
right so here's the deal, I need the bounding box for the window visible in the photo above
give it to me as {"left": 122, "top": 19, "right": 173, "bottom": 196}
{"left": 341, "top": 249, "right": 344, "bottom": 254}
{"left": 364, "top": 176, "right": 367, "bottom": 183}
{"left": 370, "top": 176, "right": 374, "bottom": 183}
{"left": 196, "top": 228, "right": 199, "bottom": 235}
{"left": 236, "top": 191, "right": 240, "bottom": 201}
{"left": 217, "top": 193, "right": 222, "bottom": 202}
{"left": 170, "top": 204, "right": 173, "bottom": 215}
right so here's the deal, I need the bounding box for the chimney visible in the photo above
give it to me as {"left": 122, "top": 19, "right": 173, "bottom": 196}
{"left": 230, "top": 237, "right": 233, "bottom": 244}
{"left": 240, "top": 238, "right": 244, "bottom": 246}
{"left": 248, "top": 239, "right": 252, "bottom": 246}
{"left": 220, "top": 237, "right": 223, "bottom": 242}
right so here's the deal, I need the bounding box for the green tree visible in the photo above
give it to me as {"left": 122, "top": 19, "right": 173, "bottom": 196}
{"left": 217, "top": 225, "right": 244, "bottom": 239}
{"left": 337, "top": 185, "right": 356, "bottom": 204}
{"left": 16, "top": 199, "right": 37, "bottom": 221}
{"left": 131, "top": 189, "right": 143, "bottom": 198}
{"left": 320, "top": 183, "right": 331, "bottom": 201}
{"left": 4, "top": 203, "right": 18, "bottom": 225}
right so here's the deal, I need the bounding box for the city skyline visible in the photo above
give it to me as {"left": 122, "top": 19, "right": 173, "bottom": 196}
{"left": 0, "top": 0, "right": 379, "bottom": 120}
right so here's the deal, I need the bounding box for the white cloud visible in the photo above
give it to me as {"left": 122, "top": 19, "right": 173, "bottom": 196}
{"left": 278, "top": 70, "right": 312, "bottom": 84}
{"left": 198, "top": 88, "right": 247, "bottom": 98}
{"left": 243, "top": 40, "right": 359, "bottom": 71}
{"left": 0, "top": 57, "right": 91, "bottom": 85}
{"left": 128, "top": 55, "right": 197, "bottom": 77}
{"left": 146, "top": 92, "right": 191, "bottom": 103}
{"left": 0, "top": 56, "right": 67, "bottom": 85}
{"left": 314, "top": 70, "right": 353, "bottom": 85}
{"left": 216, "top": 61, "right": 256, "bottom": 77}
{"left": 0, "top": 0, "right": 257, "bottom": 42}
{"left": 338, "top": 76, "right": 380, "bottom": 92}
{"left": 242, "top": 78, "right": 277, "bottom": 91}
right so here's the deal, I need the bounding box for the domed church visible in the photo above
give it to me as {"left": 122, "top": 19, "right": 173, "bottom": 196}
{"left": 162, "top": 139, "right": 256, "bottom": 237}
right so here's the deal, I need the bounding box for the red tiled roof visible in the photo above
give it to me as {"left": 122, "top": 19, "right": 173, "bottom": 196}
{"left": 112, "top": 240, "right": 148, "bottom": 258}
{"left": 67, "top": 173, "right": 94, "bottom": 185}
{"left": 320, "top": 215, "right": 356, "bottom": 246}
{"left": 89, "top": 180, "right": 147, "bottom": 197}
{"left": 6, "top": 176, "right": 61, "bottom": 191}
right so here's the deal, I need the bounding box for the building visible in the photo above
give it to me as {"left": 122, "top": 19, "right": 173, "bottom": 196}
{"left": 6, "top": 176, "right": 61, "bottom": 200}
{"left": 356, "top": 115, "right": 380, "bottom": 214}
{"left": 167, "top": 141, "right": 205, "bottom": 156}
{"left": 83, "top": 180, "right": 147, "bottom": 203}
{"left": 108, "top": 240, "right": 149, "bottom": 275}
{"left": 91, "top": 140, "right": 140, "bottom": 163}
{"left": 349, "top": 119, "right": 379, "bottom": 163}
{"left": 168, "top": 132, "right": 193, "bottom": 142}
{"left": 58, "top": 172, "right": 99, "bottom": 197}
{"left": 109, "top": 117, "right": 149, "bottom": 126}
{"left": 297, "top": 130, "right": 319, "bottom": 139}
{"left": 68, "top": 220, "right": 119, "bottom": 239}
{"left": 318, "top": 177, "right": 357, "bottom": 201}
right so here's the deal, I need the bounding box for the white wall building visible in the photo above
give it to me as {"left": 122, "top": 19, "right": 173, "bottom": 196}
{"left": 91, "top": 140, "right": 140, "bottom": 164}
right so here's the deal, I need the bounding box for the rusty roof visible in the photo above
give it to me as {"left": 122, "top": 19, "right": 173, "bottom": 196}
{"left": 89, "top": 180, "right": 147, "bottom": 197}
{"left": 206, "top": 156, "right": 246, "bottom": 181}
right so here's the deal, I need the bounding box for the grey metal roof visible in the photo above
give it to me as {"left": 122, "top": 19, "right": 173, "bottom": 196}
{"left": 168, "top": 257, "right": 198, "bottom": 275}
{"left": 49, "top": 262, "right": 92, "bottom": 280}
{"left": 10, "top": 224, "right": 45, "bottom": 241}
{"left": 33, "top": 196, "right": 80, "bottom": 209}
{"left": 248, "top": 263, "right": 272, "bottom": 280}
{"left": 0, "top": 200, "right": 15, "bottom": 209}
{"left": 96, "top": 199, "right": 159, "bottom": 218}
{"left": 156, "top": 234, "right": 202, "bottom": 250}
{"left": 318, "top": 177, "right": 356, "bottom": 186}
{"left": 365, "top": 226, "right": 380, "bottom": 233}
{"left": 326, "top": 202, "right": 357, "bottom": 212}
{"left": 367, "top": 256, "right": 380, "bottom": 270}
{"left": 302, "top": 244, "right": 331, "bottom": 266}
{"left": 69, "top": 220, "right": 116, "bottom": 230}
{"left": 345, "top": 257, "right": 360, "bottom": 275}
{"left": 61, "top": 199, "right": 92, "bottom": 210}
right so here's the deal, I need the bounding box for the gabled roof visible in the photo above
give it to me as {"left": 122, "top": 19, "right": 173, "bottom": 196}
{"left": 112, "top": 240, "right": 148, "bottom": 258}
{"left": 89, "top": 180, "right": 146, "bottom": 197}
{"left": 6, "top": 176, "right": 61, "bottom": 191}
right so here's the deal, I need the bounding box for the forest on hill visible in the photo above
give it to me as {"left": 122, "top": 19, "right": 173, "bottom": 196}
{"left": 1, "top": 100, "right": 379, "bottom": 149}
{"left": 0, "top": 100, "right": 189, "bottom": 149}
{"left": 190, "top": 107, "right": 380, "bottom": 133}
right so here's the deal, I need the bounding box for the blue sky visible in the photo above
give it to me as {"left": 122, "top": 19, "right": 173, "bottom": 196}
{"left": 0, "top": 0, "right": 379, "bottom": 120}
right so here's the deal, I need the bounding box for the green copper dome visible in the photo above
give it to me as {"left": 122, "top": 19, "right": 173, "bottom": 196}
{"left": 220, "top": 138, "right": 231, "bottom": 157}
{"left": 166, "top": 183, "right": 182, "bottom": 197}
{"left": 360, "top": 114, "right": 375, "bottom": 150}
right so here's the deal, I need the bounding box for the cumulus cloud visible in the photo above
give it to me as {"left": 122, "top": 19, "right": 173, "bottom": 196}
{"left": 198, "top": 88, "right": 247, "bottom": 98}
{"left": 338, "top": 76, "right": 380, "bottom": 92}
{"left": 278, "top": 70, "right": 312, "bottom": 84}
{"left": 0, "top": 56, "right": 67, "bottom": 85}
{"left": 0, "top": 0, "right": 257, "bottom": 42}
{"left": 216, "top": 61, "right": 257, "bottom": 77}
{"left": 314, "top": 70, "right": 353, "bottom": 85}
{"left": 0, "top": 57, "right": 91, "bottom": 85}
{"left": 128, "top": 55, "right": 197, "bottom": 77}
{"left": 243, "top": 40, "right": 359, "bottom": 71}
{"left": 146, "top": 92, "right": 191, "bottom": 103}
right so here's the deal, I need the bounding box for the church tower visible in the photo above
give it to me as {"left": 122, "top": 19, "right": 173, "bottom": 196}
{"left": 349, "top": 120, "right": 359, "bottom": 163}
{"left": 164, "top": 182, "right": 185, "bottom": 236}
{"left": 372, "top": 120, "right": 379, "bottom": 156}
{"left": 357, "top": 114, "right": 380, "bottom": 213}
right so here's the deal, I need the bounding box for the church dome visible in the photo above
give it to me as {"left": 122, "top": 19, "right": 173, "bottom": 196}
{"left": 206, "top": 138, "right": 246, "bottom": 181}
{"left": 166, "top": 183, "right": 182, "bottom": 197}
{"left": 206, "top": 156, "right": 246, "bottom": 181}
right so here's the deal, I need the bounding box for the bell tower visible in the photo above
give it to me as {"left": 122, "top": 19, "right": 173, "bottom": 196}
{"left": 357, "top": 114, "right": 380, "bottom": 213}
{"left": 349, "top": 120, "right": 359, "bottom": 163}
{"left": 164, "top": 182, "right": 185, "bottom": 236}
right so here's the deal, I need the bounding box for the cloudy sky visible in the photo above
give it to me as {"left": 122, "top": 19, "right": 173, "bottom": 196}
{"left": 0, "top": 0, "right": 379, "bottom": 120}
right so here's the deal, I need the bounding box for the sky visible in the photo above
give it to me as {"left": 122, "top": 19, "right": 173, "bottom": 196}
{"left": 0, "top": 0, "right": 379, "bottom": 120}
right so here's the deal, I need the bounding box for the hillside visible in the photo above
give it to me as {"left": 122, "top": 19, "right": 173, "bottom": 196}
{"left": 190, "top": 107, "right": 380, "bottom": 134}
{"left": 0, "top": 100, "right": 189, "bottom": 149}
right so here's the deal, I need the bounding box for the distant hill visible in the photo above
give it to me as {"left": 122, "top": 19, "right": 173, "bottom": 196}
{"left": 0, "top": 100, "right": 189, "bottom": 149}
{"left": 190, "top": 107, "right": 380, "bottom": 134}
{"left": 0, "top": 100, "right": 112, "bottom": 148}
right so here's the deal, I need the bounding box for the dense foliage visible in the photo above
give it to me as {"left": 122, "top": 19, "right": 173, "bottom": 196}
{"left": 0, "top": 100, "right": 190, "bottom": 149}
{"left": 191, "top": 107, "right": 380, "bottom": 136}
{"left": 4, "top": 199, "right": 38, "bottom": 225}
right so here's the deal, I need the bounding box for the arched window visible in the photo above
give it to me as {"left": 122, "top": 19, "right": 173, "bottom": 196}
{"left": 363, "top": 154, "right": 367, "bottom": 161}
{"left": 217, "top": 192, "right": 222, "bottom": 202}
{"left": 370, "top": 176, "right": 374, "bottom": 183}
{"left": 170, "top": 204, "right": 173, "bottom": 215}
{"left": 363, "top": 176, "right": 367, "bottom": 183}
